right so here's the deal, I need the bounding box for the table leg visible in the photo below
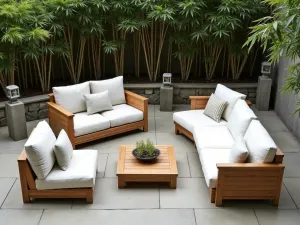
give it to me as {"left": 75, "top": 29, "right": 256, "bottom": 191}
{"left": 170, "top": 177, "right": 177, "bottom": 189}
{"left": 118, "top": 177, "right": 126, "bottom": 189}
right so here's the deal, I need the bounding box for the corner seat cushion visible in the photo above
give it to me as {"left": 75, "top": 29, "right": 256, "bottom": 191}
{"left": 101, "top": 104, "right": 143, "bottom": 127}
{"left": 173, "top": 110, "right": 227, "bottom": 133}
{"left": 193, "top": 126, "right": 234, "bottom": 152}
{"left": 74, "top": 112, "right": 110, "bottom": 137}
{"left": 35, "top": 150, "right": 98, "bottom": 190}
{"left": 199, "top": 148, "right": 231, "bottom": 188}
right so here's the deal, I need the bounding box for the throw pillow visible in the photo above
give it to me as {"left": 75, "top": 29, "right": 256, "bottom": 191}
{"left": 24, "top": 121, "right": 56, "bottom": 179}
{"left": 245, "top": 120, "right": 277, "bottom": 163}
{"left": 227, "top": 99, "right": 257, "bottom": 140}
{"left": 53, "top": 82, "right": 90, "bottom": 113}
{"left": 229, "top": 137, "right": 249, "bottom": 163}
{"left": 203, "top": 93, "right": 228, "bottom": 122}
{"left": 214, "top": 84, "right": 246, "bottom": 121}
{"left": 84, "top": 90, "right": 113, "bottom": 115}
{"left": 54, "top": 129, "right": 73, "bottom": 171}
{"left": 90, "top": 76, "right": 126, "bottom": 105}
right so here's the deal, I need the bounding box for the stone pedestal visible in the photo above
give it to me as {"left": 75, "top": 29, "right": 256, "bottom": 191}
{"left": 160, "top": 86, "right": 173, "bottom": 111}
{"left": 256, "top": 76, "right": 272, "bottom": 111}
{"left": 5, "top": 101, "right": 28, "bottom": 141}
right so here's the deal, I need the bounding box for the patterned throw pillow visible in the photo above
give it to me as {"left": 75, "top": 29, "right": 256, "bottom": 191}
{"left": 203, "top": 93, "right": 228, "bottom": 122}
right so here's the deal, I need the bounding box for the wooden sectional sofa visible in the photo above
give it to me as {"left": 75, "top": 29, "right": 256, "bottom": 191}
{"left": 174, "top": 95, "right": 285, "bottom": 207}
{"left": 48, "top": 90, "right": 148, "bottom": 147}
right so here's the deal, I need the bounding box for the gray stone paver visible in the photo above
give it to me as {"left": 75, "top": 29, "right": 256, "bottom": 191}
{"left": 0, "top": 105, "right": 299, "bottom": 225}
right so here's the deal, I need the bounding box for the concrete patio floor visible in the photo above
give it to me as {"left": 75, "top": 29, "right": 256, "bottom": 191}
{"left": 1, "top": 105, "right": 300, "bottom": 225}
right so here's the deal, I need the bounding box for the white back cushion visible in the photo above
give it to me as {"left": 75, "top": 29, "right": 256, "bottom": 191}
{"left": 214, "top": 84, "right": 246, "bottom": 121}
{"left": 227, "top": 99, "right": 257, "bottom": 140}
{"left": 53, "top": 82, "right": 90, "bottom": 113}
{"left": 54, "top": 130, "right": 73, "bottom": 171}
{"left": 84, "top": 91, "right": 113, "bottom": 115}
{"left": 24, "top": 121, "right": 56, "bottom": 179}
{"left": 229, "top": 137, "right": 249, "bottom": 163}
{"left": 245, "top": 120, "right": 277, "bottom": 163}
{"left": 90, "top": 76, "right": 126, "bottom": 105}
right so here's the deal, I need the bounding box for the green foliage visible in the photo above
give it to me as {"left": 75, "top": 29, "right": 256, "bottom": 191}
{"left": 136, "top": 139, "right": 156, "bottom": 157}
{"left": 245, "top": 0, "right": 300, "bottom": 113}
{"left": 0, "top": 0, "right": 269, "bottom": 93}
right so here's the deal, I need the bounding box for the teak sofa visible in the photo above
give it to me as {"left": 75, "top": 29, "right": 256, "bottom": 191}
{"left": 173, "top": 85, "right": 285, "bottom": 207}
{"left": 48, "top": 81, "right": 148, "bottom": 148}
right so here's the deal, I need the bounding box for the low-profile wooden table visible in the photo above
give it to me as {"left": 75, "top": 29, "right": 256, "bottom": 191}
{"left": 117, "top": 145, "right": 178, "bottom": 188}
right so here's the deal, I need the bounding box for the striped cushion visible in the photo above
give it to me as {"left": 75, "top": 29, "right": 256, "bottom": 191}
{"left": 203, "top": 94, "right": 228, "bottom": 123}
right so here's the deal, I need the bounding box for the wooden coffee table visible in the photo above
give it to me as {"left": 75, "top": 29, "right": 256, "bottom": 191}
{"left": 117, "top": 145, "right": 178, "bottom": 188}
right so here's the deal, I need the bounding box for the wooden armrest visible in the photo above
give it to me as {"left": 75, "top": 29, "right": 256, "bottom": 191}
{"left": 125, "top": 90, "right": 149, "bottom": 112}
{"left": 125, "top": 90, "right": 148, "bottom": 101}
{"left": 47, "top": 102, "right": 74, "bottom": 118}
{"left": 189, "top": 96, "right": 210, "bottom": 110}
{"left": 189, "top": 95, "right": 252, "bottom": 110}
{"left": 217, "top": 163, "right": 284, "bottom": 169}
{"left": 189, "top": 96, "right": 210, "bottom": 100}
{"left": 49, "top": 93, "right": 55, "bottom": 103}
{"left": 18, "top": 150, "right": 27, "bottom": 161}
{"left": 48, "top": 102, "right": 75, "bottom": 145}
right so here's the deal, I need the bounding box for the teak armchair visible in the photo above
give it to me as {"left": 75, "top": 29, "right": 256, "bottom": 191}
{"left": 175, "top": 96, "right": 285, "bottom": 206}
{"left": 48, "top": 90, "right": 148, "bottom": 147}
{"left": 18, "top": 151, "right": 94, "bottom": 203}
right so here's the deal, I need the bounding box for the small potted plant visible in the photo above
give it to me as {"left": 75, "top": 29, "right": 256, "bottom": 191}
{"left": 132, "top": 139, "right": 160, "bottom": 162}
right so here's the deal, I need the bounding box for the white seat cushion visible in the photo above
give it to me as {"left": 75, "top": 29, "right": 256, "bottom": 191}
{"left": 101, "top": 104, "right": 143, "bottom": 127}
{"left": 227, "top": 99, "right": 257, "bottom": 140}
{"left": 53, "top": 82, "right": 90, "bottom": 113}
{"left": 214, "top": 84, "right": 246, "bottom": 121}
{"left": 193, "top": 126, "right": 234, "bottom": 152}
{"left": 24, "top": 121, "right": 56, "bottom": 179}
{"left": 173, "top": 110, "right": 227, "bottom": 133}
{"left": 90, "top": 76, "right": 126, "bottom": 105}
{"left": 199, "top": 148, "right": 231, "bottom": 188}
{"left": 245, "top": 120, "right": 277, "bottom": 163}
{"left": 35, "top": 150, "right": 98, "bottom": 190}
{"left": 74, "top": 112, "right": 110, "bottom": 136}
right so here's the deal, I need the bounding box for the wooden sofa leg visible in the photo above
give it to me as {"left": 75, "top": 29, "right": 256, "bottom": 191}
{"left": 22, "top": 194, "right": 30, "bottom": 203}
{"left": 272, "top": 198, "right": 279, "bottom": 207}
{"left": 210, "top": 188, "right": 216, "bottom": 203}
{"left": 215, "top": 189, "right": 223, "bottom": 207}
{"left": 86, "top": 191, "right": 93, "bottom": 204}
{"left": 175, "top": 125, "right": 179, "bottom": 135}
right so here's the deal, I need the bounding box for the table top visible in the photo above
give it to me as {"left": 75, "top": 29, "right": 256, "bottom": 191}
{"left": 117, "top": 145, "right": 178, "bottom": 175}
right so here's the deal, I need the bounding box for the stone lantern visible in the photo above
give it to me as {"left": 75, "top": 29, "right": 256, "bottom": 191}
{"left": 5, "top": 85, "right": 27, "bottom": 141}
{"left": 6, "top": 85, "right": 20, "bottom": 103}
{"left": 256, "top": 62, "right": 272, "bottom": 111}
{"left": 261, "top": 61, "right": 272, "bottom": 78}
{"left": 160, "top": 73, "right": 173, "bottom": 112}
{"left": 163, "top": 73, "right": 172, "bottom": 86}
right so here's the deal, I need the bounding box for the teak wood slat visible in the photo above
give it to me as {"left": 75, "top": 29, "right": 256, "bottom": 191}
{"left": 117, "top": 145, "right": 178, "bottom": 188}
{"left": 175, "top": 95, "right": 285, "bottom": 206}
{"left": 18, "top": 150, "right": 94, "bottom": 203}
{"left": 48, "top": 90, "right": 149, "bottom": 147}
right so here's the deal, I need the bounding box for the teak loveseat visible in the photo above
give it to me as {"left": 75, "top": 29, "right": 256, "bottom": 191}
{"left": 47, "top": 78, "right": 149, "bottom": 147}
{"left": 173, "top": 84, "right": 285, "bottom": 207}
